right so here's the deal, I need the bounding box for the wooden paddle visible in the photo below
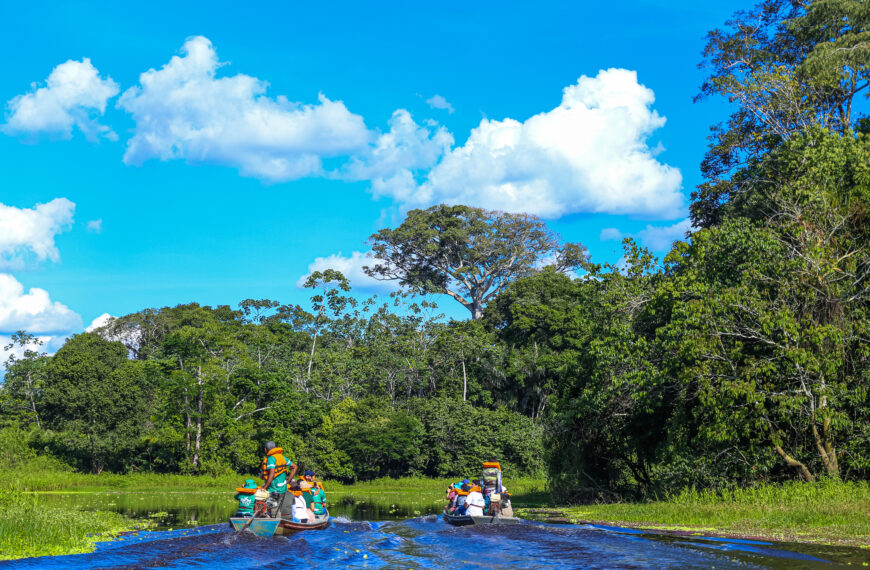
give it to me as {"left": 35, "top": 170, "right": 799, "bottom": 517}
{"left": 237, "top": 494, "right": 270, "bottom": 535}
{"left": 237, "top": 510, "right": 261, "bottom": 534}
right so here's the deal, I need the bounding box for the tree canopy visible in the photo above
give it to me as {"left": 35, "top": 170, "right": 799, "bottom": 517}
{"left": 365, "top": 204, "right": 588, "bottom": 319}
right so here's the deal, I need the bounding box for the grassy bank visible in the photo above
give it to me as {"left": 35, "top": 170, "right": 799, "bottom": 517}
{"left": 0, "top": 468, "right": 547, "bottom": 499}
{"left": 548, "top": 479, "right": 870, "bottom": 548}
{"left": 0, "top": 488, "right": 147, "bottom": 560}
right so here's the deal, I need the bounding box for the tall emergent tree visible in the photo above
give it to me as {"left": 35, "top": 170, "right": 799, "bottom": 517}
{"left": 365, "top": 204, "right": 588, "bottom": 319}
{"left": 693, "top": 0, "right": 870, "bottom": 227}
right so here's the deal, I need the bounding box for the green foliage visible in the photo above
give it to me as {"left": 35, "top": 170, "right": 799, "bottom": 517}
{"left": 37, "top": 334, "right": 153, "bottom": 474}
{"left": 563, "top": 479, "right": 870, "bottom": 547}
{"left": 366, "top": 204, "right": 588, "bottom": 319}
{"left": 0, "top": 486, "right": 142, "bottom": 560}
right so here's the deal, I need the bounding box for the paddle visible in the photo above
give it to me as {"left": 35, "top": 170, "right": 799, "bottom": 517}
{"left": 237, "top": 509, "right": 261, "bottom": 534}
{"left": 237, "top": 493, "right": 270, "bottom": 535}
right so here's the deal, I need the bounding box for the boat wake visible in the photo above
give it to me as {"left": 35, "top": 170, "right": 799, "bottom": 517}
{"left": 0, "top": 517, "right": 841, "bottom": 569}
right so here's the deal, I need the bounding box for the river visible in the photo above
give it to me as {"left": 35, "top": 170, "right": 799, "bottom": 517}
{"left": 0, "top": 492, "right": 864, "bottom": 568}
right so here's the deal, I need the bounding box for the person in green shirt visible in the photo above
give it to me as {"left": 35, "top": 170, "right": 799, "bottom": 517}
{"left": 302, "top": 469, "right": 326, "bottom": 516}
{"left": 234, "top": 479, "right": 258, "bottom": 517}
{"left": 260, "top": 441, "right": 297, "bottom": 516}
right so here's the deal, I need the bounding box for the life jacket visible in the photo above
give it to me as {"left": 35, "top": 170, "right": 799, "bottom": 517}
{"left": 235, "top": 487, "right": 257, "bottom": 494}
{"left": 260, "top": 447, "right": 289, "bottom": 479}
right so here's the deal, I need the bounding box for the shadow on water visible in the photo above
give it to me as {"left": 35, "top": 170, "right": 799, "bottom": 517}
{"left": 9, "top": 492, "right": 868, "bottom": 568}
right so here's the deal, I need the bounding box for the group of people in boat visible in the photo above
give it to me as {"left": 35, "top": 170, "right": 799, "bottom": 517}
{"left": 444, "top": 460, "right": 513, "bottom": 518}
{"left": 235, "top": 444, "right": 513, "bottom": 524}
{"left": 233, "top": 441, "right": 327, "bottom": 523}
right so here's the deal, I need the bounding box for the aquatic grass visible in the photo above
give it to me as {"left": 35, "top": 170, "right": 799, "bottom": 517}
{"left": 0, "top": 487, "right": 147, "bottom": 560}
{"left": 0, "top": 470, "right": 242, "bottom": 493}
{"left": 561, "top": 479, "right": 870, "bottom": 547}
{"left": 1, "top": 468, "right": 546, "bottom": 499}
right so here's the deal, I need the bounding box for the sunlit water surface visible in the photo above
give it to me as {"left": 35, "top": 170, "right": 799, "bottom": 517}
{"left": 2, "top": 492, "right": 865, "bottom": 568}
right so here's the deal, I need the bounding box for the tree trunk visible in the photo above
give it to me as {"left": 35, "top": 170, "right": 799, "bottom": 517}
{"left": 461, "top": 359, "right": 467, "bottom": 402}
{"left": 470, "top": 302, "right": 483, "bottom": 320}
{"left": 773, "top": 444, "right": 815, "bottom": 482}
{"left": 184, "top": 389, "right": 191, "bottom": 455}
{"left": 180, "top": 356, "right": 191, "bottom": 456}
{"left": 192, "top": 365, "right": 203, "bottom": 470}
{"left": 307, "top": 330, "right": 318, "bottom": 381}
{"left": 27, "top": 373, "right": 41, "bottom": 429}
{"left": 813, "top": 387, "right": 840, "bottom": 477}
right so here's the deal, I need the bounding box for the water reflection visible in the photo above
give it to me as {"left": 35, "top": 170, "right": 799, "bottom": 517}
{"left": 34, "top": 490, "right": 445, "bottom": 529}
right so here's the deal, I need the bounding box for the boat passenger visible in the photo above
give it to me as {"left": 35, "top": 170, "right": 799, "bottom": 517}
{"left": 303, "top": 470, "right": 327, "bottom": 516}
{"left": 464, "top": 485, "right": 486, "bottom": 517}
{"left": 260, "top": 441, "right": 297, "bottom": 516}
{"left": 234, "top": 478, "right": 258, "bottom": 518}
{"left": 303, "top": 469, "right": 325, "bottom": 492}
{"left": 289, "top": 480, "right": 311, "bottom": 523}
{"left": 445, "top": 478, "right": 470, "bottom": 512}
{"left": 481, "top": 459, "right": 512, "bottom": 517}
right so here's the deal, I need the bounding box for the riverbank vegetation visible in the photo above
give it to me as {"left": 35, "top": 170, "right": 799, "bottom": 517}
{"left": 0, "top": 0, "right": 869, "bottom": 548}
{"left": 0, "top": 486, "right": 145, "bottom": 560}
{"left": 559, "top": 479, "right": 870, "bottom": 548}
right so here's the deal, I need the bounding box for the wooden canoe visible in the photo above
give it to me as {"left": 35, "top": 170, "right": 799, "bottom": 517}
{"left": 229, "top": 516, "right": 281, "bottom": 537}
{"left": 229, "top": 509, "right": 330, "bottom": 537}
{"left": 443, "top": 511, "right": 520, "bottom": 526}
{"left": 275, "top": 510, "right": 330, "bottom": 535}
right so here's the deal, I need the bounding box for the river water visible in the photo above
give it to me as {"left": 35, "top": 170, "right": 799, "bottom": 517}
{"left": 1, "top": 492, "right": 865, "bottom": 568}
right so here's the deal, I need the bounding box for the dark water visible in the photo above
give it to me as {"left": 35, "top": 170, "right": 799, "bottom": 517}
{"left": 0, "top": 516, "right": 855, "bottom": 569}
{"left": 32, "top": 490, "right": 444, "bottom": 528}
{"left": 5, "top": 492, "right": 867, "bottom": 568}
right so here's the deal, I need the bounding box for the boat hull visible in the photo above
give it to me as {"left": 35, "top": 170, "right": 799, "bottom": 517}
{"left": 443, "top": 512, "right": 520, "bottom": 526}
{"left": 276, "top": 510, "right": 330, "bottom": 534}
{"left": 229, "top": 517, "right": 281, "bottom": 536}
{"left": 230, "top": 510, "right": 330, "bottom": 537}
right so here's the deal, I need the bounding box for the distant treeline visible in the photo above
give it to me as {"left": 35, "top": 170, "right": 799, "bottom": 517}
{"left": 2, "top": 0, "right": 870, "bottom": 499}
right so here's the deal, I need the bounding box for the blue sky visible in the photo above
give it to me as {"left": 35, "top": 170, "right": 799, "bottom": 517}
{"left": 0, "top": 0, "right": 747, "bottom": 355}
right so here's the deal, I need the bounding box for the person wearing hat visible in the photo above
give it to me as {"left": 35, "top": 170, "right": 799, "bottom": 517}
{"left": 234, "top": 479, "right": 259, "bottom": 518}
{"left": 301, "top": 470, "right": 326, "bottom": 516}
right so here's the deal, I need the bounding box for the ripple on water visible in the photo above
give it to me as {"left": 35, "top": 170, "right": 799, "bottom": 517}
{"left": 0, "top": 517, "right": 847, "bottom": 569}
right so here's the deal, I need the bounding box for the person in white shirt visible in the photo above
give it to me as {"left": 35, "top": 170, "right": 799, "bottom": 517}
{"left": 289, "top": 480, "right": 309, "bottom": 522}
{"left": 464, "top": 485, "right": 486, "bottom": 517}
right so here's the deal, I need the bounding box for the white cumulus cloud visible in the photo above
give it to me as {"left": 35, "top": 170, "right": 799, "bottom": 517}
{"left": 637, "top": 218, "right": 694, "bottom": 251}
{"left": 86, "top": 218, "right": 102, "bottom": 233}
{"left": 118, "top": 36, "right": 370, "bottom": 181}
{"left": 600, "top": 227, "right": 624, "bottom": 241}
{"left": 0, "top": 199, "right": 75, "bottom": 269}
{"left": 343, "top": 109, "right": 453, "bottom": 201}
{"left": 0, "top": 273, "right": 82, "bottom": 334}
{"left": 4, "top": 58, "right": 119, "bottom": 140}
{"left": 378, "top": 69, "right": 683, "bottom": 219}
{"left": 85, "top": 312, "right": 115, "bottom": 332}
{"left": 426, "top": 94, "right": 454, "bottom": 114}
{"left": 297, "top": 250, "right": 396, "bottom": 292}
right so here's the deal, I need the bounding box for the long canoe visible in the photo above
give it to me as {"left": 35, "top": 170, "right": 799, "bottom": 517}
{"left": 276, "top": 510, "right": 330, "bottom": 535}
{"left": 229, "top": 517, "right": 281, "bottom": 536}
{"left": 229, "top": 510, "right": 330, "bottom": 537}
{"left": 443, "top": 511, "right": 520, "bottom": 526}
